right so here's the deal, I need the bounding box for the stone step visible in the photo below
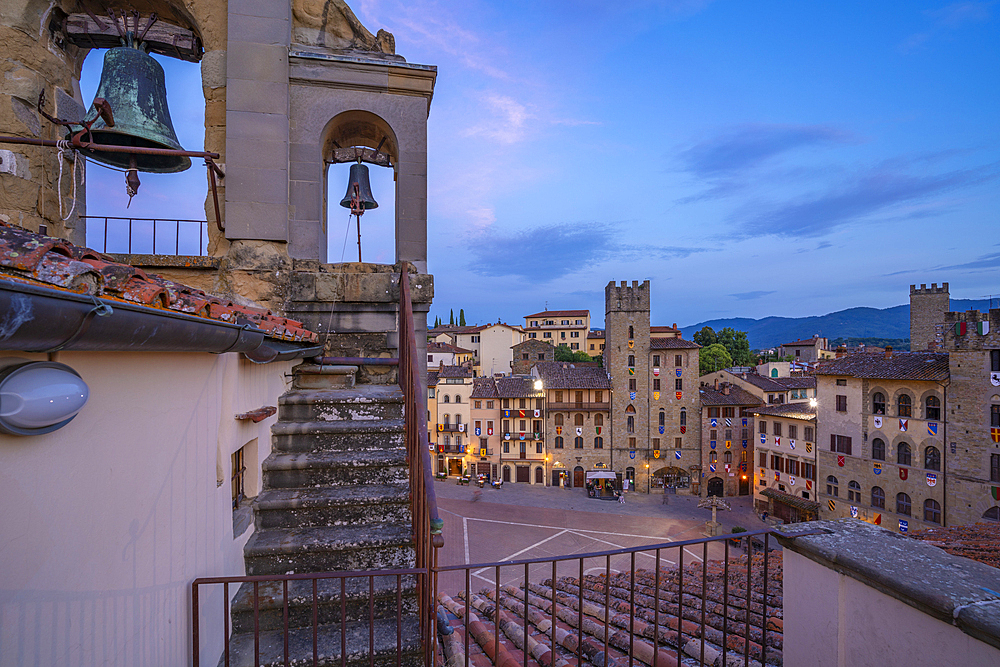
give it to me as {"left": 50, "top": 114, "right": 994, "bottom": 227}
{"left": 278, "top": 386, "right": 404, "bottom": 423}
{"left": 244, "top": 525, "right": 415, "bottom": 576}
{"left": 254, "top": 486, "right": 411, "bottom": 530}
{"left": 262, "top": 450, "right": 408, "bottom": 489}
{"left": 271, "top": 420, "right": 405, "bottom": 453}
{"left": 229, "top": 575, "right": 418, "bottom": 634}
{"left": 221, "top": 617, "right": 421, "bottom": 667}
{"left": 292, "top": 364, "right": 358, "bottom": 390}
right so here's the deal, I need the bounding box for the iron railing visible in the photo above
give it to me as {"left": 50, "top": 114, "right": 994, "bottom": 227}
{"left": 83, "top": 215, "right": 209, "bottom": 255}
{"left": 434, "top": 528, "right": 791, "bottom": 667}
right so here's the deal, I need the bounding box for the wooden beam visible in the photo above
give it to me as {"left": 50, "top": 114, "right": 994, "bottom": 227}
{"left": 64, "top": 14, "right": 201, "bottom": 62}
{"left": 328, "top": 147, "right": 392, "bottom": 168}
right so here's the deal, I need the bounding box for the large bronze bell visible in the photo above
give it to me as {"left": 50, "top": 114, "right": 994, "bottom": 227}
{"left": 79, "top": 45, "right": 190, "bottom": 173}
{"left": 339, "top": 163, "right": 379, "bottom": 211}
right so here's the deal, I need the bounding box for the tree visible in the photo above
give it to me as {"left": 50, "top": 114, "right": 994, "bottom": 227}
{"left": 717, "top": 327, "right": 754, "bottom": 367}
{"left": 449, "top": 309, "right": 454, "bottom": 326}
{"left": 699, "top": 343, "right": 733, "bottom": 375}
{"left": 693, "top": 326, "right": 717, "bottom": 347}
{"left": 459, "top": 309, "right": 466, "bottom": 326}
{"left": 554, "top": 345, "right": 592, "bottom": 362}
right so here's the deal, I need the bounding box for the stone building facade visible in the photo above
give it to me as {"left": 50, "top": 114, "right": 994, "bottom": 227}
{"left": 511, "top": 339, "right": 555, "bottom": 375}
{"left": 470, "top": 376, "right": 545, "bottom": 484}
{"left": 815, "top": 351, "right": 949, "bottom": 534}
{"left": 752, "top": 402, "right": 818, "bottom": 522}
{"left": 648, "top": 337, "right": 701, "bottom": 494}
{"left": 910, "top": 283, "right": 950, "bottom": 351}
{"left": 699, "top": 381, "right": 761, "bottom": 498}
{"left": 532, "top": 362, "right": 612, "bottom": 488}
{"left": 433, "top": 365, "right": 473, "bottom": 476}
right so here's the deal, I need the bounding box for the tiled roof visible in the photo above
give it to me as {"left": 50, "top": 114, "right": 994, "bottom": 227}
{"left": 471, "top": 376, "right": 543, "bottom": 399}
{"left": 533, "top": 362, "right": 612, "bottom": 389}
{"left": 0, "top": 223, "right": 316, "bottom": 342}
{"left": 470, "top": 377, "right": 498, "bottom": 399}
{"left": 437, "top": 365, "right": 473, "bottom": 379}
{"left": 761, "top": 487, "right": 821, "bottom": 511}
{"left": 752, "top": 403, "right": 817, "bottom": 420}
{"left": 649, "top": 337, "right": 700, "bottom": 349}
{"left": 732, "top": 373, "right": 788, "bottom": 392}
{"left": 909, "top": 523, "right": 1000, "bottom": 569}
{"left": 814, "top": 352, "right": 950, "bottom": 381}
{"left": 524, "top": 309, "right": 589, "bottom": 319}
{"left": 700, "top": 384, "right": 762, "bottom": 406}
{"left": 437, "top": 553, "right": 785, "bottom": 667}
{"left": 782, "top": 336, "right": 823, "bottom": 347}
{"left": 587, "top": 330, "right": 605, "bottom": 338}
{"left": 650, "top": 325, "right": 679, "bottom": 333}
{"left": 512, "top": 339, "right": 554, "bottom": 350}
{"left": 771, "top": 376, "right": 816, "bottom": 389}
{"left": 429, "top": 341, "right": 473, "bottom": 354}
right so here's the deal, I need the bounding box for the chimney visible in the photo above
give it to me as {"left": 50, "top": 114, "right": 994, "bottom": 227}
{"left": 884, "top": 346, "right": 893, "bottom": 360}
{"left": 672, "top": 323, "right": 678, "bottom": 330}
{"left": 714, "top": 378, "right": 720, "bottom": 391}
{"left": 722, "top": 385, "right": 730, "bottom": 395}
{"left": 836, "top": 345, "right": 847, "bottom": 358}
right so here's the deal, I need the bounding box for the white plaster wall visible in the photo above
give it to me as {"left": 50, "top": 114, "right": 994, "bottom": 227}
{"left": 783, "top": 550, "right": 1000, "bottom": 667}
{"left": 0, "top": 351, "right": 293, "bottom": 667}
{"left": 479, "top": 326, "right": 522, "bottom": 377}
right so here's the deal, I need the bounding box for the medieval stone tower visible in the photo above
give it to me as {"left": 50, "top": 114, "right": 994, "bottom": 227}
{"left": 605, "top": 280, "right": 651, "bottom": 491}
{"left": 910, "top": 283, "right": 950, "bottom": 351}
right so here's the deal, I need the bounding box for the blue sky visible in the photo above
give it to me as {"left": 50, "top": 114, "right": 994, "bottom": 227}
{"left": 82, "top": 1, "right": 999, "bottom": 329}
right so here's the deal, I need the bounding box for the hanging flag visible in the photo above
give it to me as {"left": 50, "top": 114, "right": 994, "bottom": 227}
{"left": 480, "top": 448, "right": 487, "bottom": 457}
{"left": 519, "top": 433, "right": 524, "bottom": 440}
{"left": 504, "top": 410, "right": 511, "bottom": 418}
{"left": 789, "top": 439, "right": 796, "bottom": 450}
{"left": 927, "top": 472, "right": 937, "bottom": 487}
{"left": 954, "top": 322, "right": 967, "bottom": 336}
{"left": 899, "top": 519, "right": 908, "bottom": 533}
{"left": 774, "top": 471, "right": 779, "bottom": 480}
{"left": 628, "top": 367, "right": 635, "bottom": 375}
{"left": 741, "top": 463, "right": 747, "bottom": 472}
{"left": 850, "top": 506, "right": 858, "bottom": 518}
{"left": 458, "top": 424, "right": 465, "bottom": 432}
{"left": 630, "top": 391, "right": 637, "bottom": 401}
{"left": 680, "top": 425, "right": 686, "bottom": 434}
{"left": 927, "top": 422, "right": 938, "bottom": 437}
{"left": 676, "top": 391, "right": 682, "bottom": 400}
{"left": 487, "top": 428, "right": 493, "bottom": 436}
{"left": 993, "top": 372, "right": 1000, "bottom": 387}
{"left": 742, "top": 418, "right": 748, "bottom": 427}
{"left": 711, "top": 418, "right": 718, "bottom": 427}
{"left": 576, "top": 427, "right": 582, "bottom": 436}
{"left": 806, "top": 442, "right": 813, "bottom": 453}
{"left": 710, "top": 463, "right": 717, "bottom": 472}
{"left": 534, "top": 410, "right": 540, "bottom": 418}
{"left": 653, "top": 367, "right": 660, "bottom": 376}
{"left": 726, "top": 440, "right": 732, "bottom": 449}
{"left": 630, "top": 450, "right": 636, "bottom": 459}
{"left": 789, "top": 476, "right": 796, "bottom": 486}
{"left": 873, "top": 416, "right": 882, "bottom": 428}
{"left": 977, "top": 320, "right": 990, "bottom": 335}
{"left": 556, "top": 426, "right": 562, "bottom": 435}
{"left": 659, "top": 425, "right": 665, "bottom": 434}
{"left": 437, "top": 444, "right": 443, "bottom": 453}
{"left": 710, "top": 440, "right": 717, "bottom": 449}
{"left": 899, "top": 419, "right": 908, "bottom": 432}
{"left": 725, "top": 463, "right": 731, "bottom": 472}
{"left": 675, "top": 450, "right": 682, "bottom": 460}
{"left": 653, "top": 391, "right": 660, "bottom": 400}
{"left": 806, "top": 479, "right": 813, "bottom": 491}
{"left": 828, "top": 499, "right": 836, "bottom": 512}
{"left": 837, "top": 455, "right": 845, "bottom": 467}
{"left": 628, "top": 340, "right": 634, "bottom": 349}
{"left": 992, "top": 487, "right": 1000, "bottom": 501}
{"left": 518, "top": 410, "right": 525, "bottom": 418}
{"left": 475, "top": 427, "right": 481, "bottom": 436}
{"left": 874, "top": 462, "right": 882, "bottom": 475}
{"left": 676, "top": 368, "right": 682, "bottom": 377}
{"left": 725, "top": 418, "right": 732, "bottom": 427}
{"left": 504, "top": 433, "right": 511, "bottom": 440}
{"left": 438, "top": 424, "right": 444, "bottom": 431}
{"left": 775, "top": 436, "right": 781, "bottom": 447}
{"left": 760, "top": 434, "right": 766, "bottom": 445}
{"left": 874, "top": 513, "right": 882, "bottom": 525}
{"left": 596, "top": 426, "right": 602, "bottom": 435}
{"left": 991, "top": 427, "right": 1000, "bottom": 443}
{"left": 534, "top": 432, "right": 541, "bottom": 440}
{"left": 742, "top": 440, "right": 748, "bottom": 448}
{"left": 899, "top": 467, "right": 908, "bottom": 480}
{"left": 654, "top": 449, "right": 660, "bottom": 458}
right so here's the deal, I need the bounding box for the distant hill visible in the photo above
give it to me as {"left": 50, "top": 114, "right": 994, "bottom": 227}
{"left": 679, "top": 299, "right": 995, "bottom": 350}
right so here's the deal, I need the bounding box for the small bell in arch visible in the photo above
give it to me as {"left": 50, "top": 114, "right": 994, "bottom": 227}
{"left": 339, "top": 162, "right": 378, "bottom": 261}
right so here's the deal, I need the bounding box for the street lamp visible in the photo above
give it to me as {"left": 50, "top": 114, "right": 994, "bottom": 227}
{"left": 533, "top": 379, "right": 543, "bottom": 391}
{"left": 809, "top": 398, "right": 818, "bottom": 408}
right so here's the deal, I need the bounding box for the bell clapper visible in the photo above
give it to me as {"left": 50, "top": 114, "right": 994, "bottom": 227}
{"left": 125, "top": 154, "right": 141, "bottom": 207}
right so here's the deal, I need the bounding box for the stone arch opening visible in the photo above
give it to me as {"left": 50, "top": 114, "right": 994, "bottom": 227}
{"left": 322, "top": 110, "right": 399, "bottom": 264}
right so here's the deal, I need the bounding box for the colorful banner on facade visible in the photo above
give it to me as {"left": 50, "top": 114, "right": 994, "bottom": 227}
{"left": 899, "top": 418, "right": 908, "bottom": 432}
{"left": 873, "top": 416, "right": 882, "bottom": 428}
{"left": 927, "top": 422, "right": 938, "bottom": 437}
{"left": 837, "top": 455, "right": 845, "bottom": 467}
{"left": 874, "top": 462, "right": 882, "bottom": 475}
{"left": 927, "top": 472, "right": 937, "bottom": 487}
{"left": 899, "top": 467, "right": 908, "bottom": 480}
{"left": 899, "top": 519, "right": 908, "bottom": 533}
{"left": 850, "top": 506, "right": 858, "bottom": 518}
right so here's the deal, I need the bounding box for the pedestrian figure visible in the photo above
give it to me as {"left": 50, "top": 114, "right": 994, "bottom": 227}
{"left": 662, "top": 485, "right": 669, "bottom": 505}
{"left": 619, "top": 492, "right": 626, "bottom": 504}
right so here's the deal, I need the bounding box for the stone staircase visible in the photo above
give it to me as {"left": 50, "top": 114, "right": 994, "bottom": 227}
{"left": 224, "top": 363, "right": 421, "bottom": 667}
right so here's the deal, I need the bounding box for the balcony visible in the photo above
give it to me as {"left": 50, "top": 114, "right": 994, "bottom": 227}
{"left": 547, "top": 401, "right": 611, "bottom": 411}
{"left": 436, "top": 424, "right": 466, "bottom": 433}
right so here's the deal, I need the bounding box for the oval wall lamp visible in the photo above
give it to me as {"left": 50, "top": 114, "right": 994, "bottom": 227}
{"left": 0, "top": 361, "right": 90, "bottom": 436}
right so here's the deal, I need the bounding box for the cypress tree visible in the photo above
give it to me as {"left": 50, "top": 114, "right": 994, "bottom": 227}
{"left": 459, "top": 309, "right": 466, "bottom": 326}
{"left": 450, "top": 309, "right": 454, "bottom": 326}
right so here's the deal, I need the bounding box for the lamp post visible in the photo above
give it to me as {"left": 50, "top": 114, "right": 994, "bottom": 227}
{"left": 645, "top": 462, "right": 650, "bottom": 494}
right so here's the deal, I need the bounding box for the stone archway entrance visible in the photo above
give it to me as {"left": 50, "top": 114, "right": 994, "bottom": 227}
{"left": 573, "top": 466, "right": 585, "bottom": 488}
{"left": 707, "top": 477, "right": 724, "bottom": 497}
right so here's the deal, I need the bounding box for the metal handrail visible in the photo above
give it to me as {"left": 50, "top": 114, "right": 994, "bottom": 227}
{"left": 398, "top": 261, "right": 444, "bottom": 667}
{"left": 82, "top": 215, "right": 209, "bottom": 256}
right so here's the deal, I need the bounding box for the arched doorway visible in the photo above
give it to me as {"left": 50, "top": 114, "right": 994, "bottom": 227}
{"left": 707, "top": 477, "right": 724, "bottom": 497}
{"left": 573, "top": 466, "right": 585, "bottom": 488}
{"left": 535, "top": 466, "right": 544, "bottom": 484}
{"left": 739, "top": 475, "right": 750, "bottom": 496}
{"left": 502, "top": 465, "right": 511, "bottom": 483}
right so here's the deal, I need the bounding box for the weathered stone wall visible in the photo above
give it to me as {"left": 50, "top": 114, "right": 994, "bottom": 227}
{"left": 605, "top": 280, "right": 651, "bottom": 491}
{"left": 511, "top": 339, "right": 554, "bottom": 375}
{"left": 649, "top": 346, "right": 699, "bottom": 495}
{"left": 942, "top": 308, "right": 1000, "bottom": 526}
{"left": 910, "top": 282, "right": 949, "bottom": 351}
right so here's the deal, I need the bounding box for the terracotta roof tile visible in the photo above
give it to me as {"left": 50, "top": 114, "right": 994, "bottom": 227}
{"left": 909, "top": 523, "right": 1000, "bottom": 569}
{"left": 524, "top": 310, "right": 589, "bottom": 319}
{"left": 649, "top": 337, "right": 700, "bottom": 350}
{"left": 438, "top": 365, "right": 474, "bottom": 379}
{"left": 533, "top": 362, "right": 612, "bottom": 389}
{"left": 814, "top": 352, "right": 949, "bottom": 381}
{"left": 782, "top": 337, "right": 824, "bottom": 347}
{"left": 0, "top": 222, "right": 317, "bottom": 343}
{"left": 472, "top": 376, "right": 543, "bottom": 399}
{"left": 700, "top": 384, "right": 763, "bottom": 406}
{"left": 752, "top": 403, "right": 817, "bottom": 420}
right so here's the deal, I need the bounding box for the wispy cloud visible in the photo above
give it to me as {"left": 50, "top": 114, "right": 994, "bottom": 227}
{"left": 465, "top": 222, "right": 711, "bottom": 281}
{"left": 462, "top": 94, "right": 531, "bottom": 144}
{"left": 884, "top": 249, "right": 1000, "bottom": 276}
{"left": 900, "top": 1, "right": 993, "bottom": 53}
{"left": 734, "top": 162, "right": 999, "bottom": 239}
{"left": 729, "top": 290, "right": 775, "bottom": 300}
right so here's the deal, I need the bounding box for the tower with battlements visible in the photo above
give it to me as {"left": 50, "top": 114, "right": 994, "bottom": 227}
{"left": 910, "top": 283, "right": 950, "bottom": 351}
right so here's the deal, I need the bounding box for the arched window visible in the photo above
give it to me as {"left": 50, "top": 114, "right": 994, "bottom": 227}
{"left": 659, "top": 410, "right": 665, "bottom": 427}
{"left": 574, "top": 436, "right": 583, "bottom": 449}
{"left": 627, "top": 416, "right": 635, "bottom": 433}
{"left": 872, "top": 392, "right": 885, "bottom": 415}
{"left": 984, "top": 507, "right": 1000, "bottom": 522}
{"left": 897, "top": 442, "right": 911, "bottom": 466}
{"left": 741, "top": 450, "right": 747, "bottom": 462}
{"left": 923, "top": 499, "right": 941, "bottom": 524}
{"left": 925, "top": 395, "right": 941, "bottom": 421}
{"left": 680, "top": 408, "right": 686, "bottom": 426}
{"left": 594, "top": 413, "right": 604, "bottom": 427}
{"left": 724, "top": 451, "right": 732, "bottom": 464}
{"left": 826, "top": 475, "right": 839, "bottom": 497}
{"left": 871, "top": 486, "right": 885, "bottom": 509}
{"left": 554, "top": 436, "right": 564, "bottom": 449}
{"left": 454, "top": 395, "right": 462, "bottom": 403}
{"left": 897, "top": 394, "right": 912, "bottom": 417}
{"left": 442, "top": 395, "right": 450, "bottom": 403}
{"left": 625, "top": 404, "right": 636, "bottom": 413}
{"left": 871, "top": 438, "right": 885, "bottom": 461}
{"left": 924, "top": 446, "right": 941, "bottom": 471}
{"left": 847, "top": 480, "right": 861, "bottom": 502}
{"left": 628, "top": 326, "right": 634, "bottom": 339}
{"left": 710, "top": 451, "right": 718, "bottom": 463}
{"left": 896, "top": 492, "right": 911, "bottom": 516}
{"left": 554, "top": 414, "right": 564, "bottom": 426}
{"left": 574, "top": 414, "right": 584, "bottom": 426}
{"left": 628, "top": 355, "right": 635, "bottom": 367}
{"left": 594, "top": 436, "right": 603, "bottom": 449}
